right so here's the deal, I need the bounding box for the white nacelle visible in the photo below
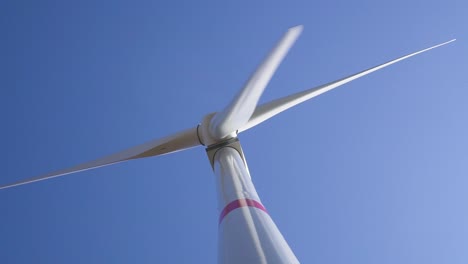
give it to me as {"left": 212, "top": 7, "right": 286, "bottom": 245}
{"left": 198, "top": 113, "right": 237, "bottom": 147}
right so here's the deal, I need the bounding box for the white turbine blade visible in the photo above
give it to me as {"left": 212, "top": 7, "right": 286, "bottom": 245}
{"left": 0, "top": 126, "right": 201, "bottom": 190}
{"left": 239, "top": 39, "right": 456, "bottom": 132}
{"left": 209, "top": 25, "right": 303, "bottom": 139}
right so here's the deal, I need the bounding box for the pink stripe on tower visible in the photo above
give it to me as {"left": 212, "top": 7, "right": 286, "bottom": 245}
{"left": 219, "top": 198, "right": 268, "bottom": 224}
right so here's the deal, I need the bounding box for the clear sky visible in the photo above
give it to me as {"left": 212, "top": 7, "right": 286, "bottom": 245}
{"left": 1, "top": 0, "right": 467, "bottom": 263}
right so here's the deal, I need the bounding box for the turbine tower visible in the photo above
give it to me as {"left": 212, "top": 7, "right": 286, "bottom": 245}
{"left": 0, "top": 26, "right": 455, "bottom": 263}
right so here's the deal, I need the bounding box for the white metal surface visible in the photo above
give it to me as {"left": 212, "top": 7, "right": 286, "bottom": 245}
{"left": 213, "top": 147, "right": 299, "bottom": 264}
{"left": 209, "top": 25, "right": 303, "bottom": 140}
{"left": 0, "top": 126, "right": 201, "bottom": 190}
{"left": 239, "top": 39, "right": 456, "bottom": 133}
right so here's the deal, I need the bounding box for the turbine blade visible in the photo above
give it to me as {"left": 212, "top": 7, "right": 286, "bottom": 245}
{"left": 239, "top": 39, "right": 456, "bottom": 132}
{"left": 0, "top": 126, "right": 201, "bottom": 190}
{"left": 209, "top": 25, "right": 303, "bottom": 139}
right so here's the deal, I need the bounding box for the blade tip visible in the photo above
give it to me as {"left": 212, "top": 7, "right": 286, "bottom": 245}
{"left": 445, "top": 38, "right": 456, "bottom": 44}
{"left": 289, "top": 25, "right": 304, "bottom": 33}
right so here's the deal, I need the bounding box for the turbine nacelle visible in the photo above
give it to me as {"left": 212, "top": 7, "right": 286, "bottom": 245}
{"left": 198, "top": 113, "right": 238, "bottom": 147}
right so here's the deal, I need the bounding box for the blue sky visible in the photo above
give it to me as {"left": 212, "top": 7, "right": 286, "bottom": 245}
{"left": 1, "top": 0, "right": 467, "bottom": 263}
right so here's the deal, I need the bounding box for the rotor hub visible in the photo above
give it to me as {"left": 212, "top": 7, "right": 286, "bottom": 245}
{"left": 198, "top": 113, "right": 237, "bottom": 147}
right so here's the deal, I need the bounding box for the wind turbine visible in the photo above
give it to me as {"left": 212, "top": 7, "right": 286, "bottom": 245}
{"left": 1, "top": 25, "right": 455, "bottom": 263}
